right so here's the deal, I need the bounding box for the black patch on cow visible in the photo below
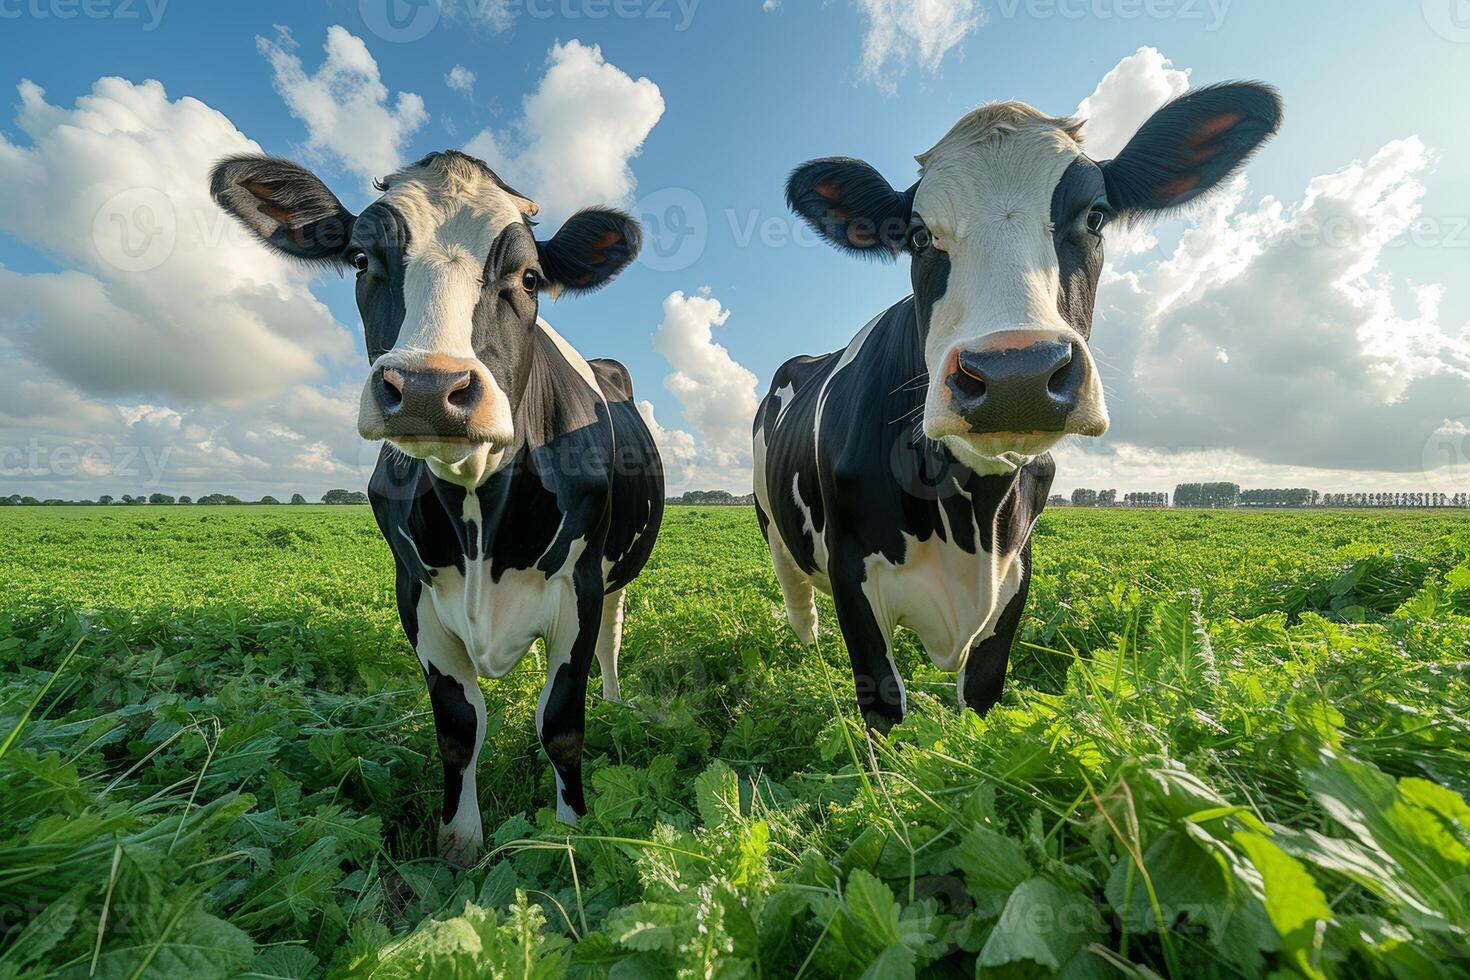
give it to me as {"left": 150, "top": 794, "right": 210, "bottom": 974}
{"left": 1050, "top": 158, "right": 1107, "bottom": 339}
{"left": 594, "top": 359, "right": 666, "bottom": 591}
{"left": 426, "top": 663, "right": 478, "bottom": 823}
{"left": 351, "top": 202, "right": 412, "bottom": 363}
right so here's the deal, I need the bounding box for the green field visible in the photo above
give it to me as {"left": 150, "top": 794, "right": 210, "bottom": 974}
{"left": 2, "top": 505, "right": 1468, "bottom": 978}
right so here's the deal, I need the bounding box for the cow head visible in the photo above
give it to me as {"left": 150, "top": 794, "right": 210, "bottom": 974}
{"left": 210, "top": 150, "right": 640, "bottom": 484}
{"left": 787, "top": 83, "right": 1281, "bottom": 474}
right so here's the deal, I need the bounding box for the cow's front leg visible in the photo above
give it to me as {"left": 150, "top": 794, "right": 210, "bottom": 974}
{"left": 958, "top": 542, "right": 1032, "bottom": 716}
{"left": 536, "top": 563, "right": 604, "bottom": 823}
{"left": 413, "top": 600, "right": 487, "bottom": 866}
{"left": 830, "top": 551, "right": 907, "bottom": 733}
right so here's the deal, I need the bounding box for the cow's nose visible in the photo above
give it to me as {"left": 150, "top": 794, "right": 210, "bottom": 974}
{"left": 374, "top": 365, "right": 483, "bottom": 437}
{"left": 946, "top": 339, "right": 1086, "bottom": 434}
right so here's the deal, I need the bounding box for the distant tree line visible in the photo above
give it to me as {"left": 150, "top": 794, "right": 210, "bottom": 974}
{"left": 1, "top": 491, "right": 365, "bottom": 506}
{"left": 1054, "top": 490, "right": 1169, "bottom": 508}
{"left": 1069, "top": 488, "right": 1117, "bottom": 507}
{"left": 667, "top": 490, "right": 756, "bottom": 506}
{"left": 7, "top": 487, "right": 1469, "bottom": 510}
{"left": 1173, "top": 483, "right": 1243, "bottom": 508}
{"left": 1320, "top": 492, "right": 1468, "bottom": 508}
{"left": 1239, "top": 488, "right": 1320, "bottom": 507}
{"left": 1049, "top": 486, "right": 1470, "bottom": 509}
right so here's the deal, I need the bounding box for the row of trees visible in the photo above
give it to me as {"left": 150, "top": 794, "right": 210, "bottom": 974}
{"left": 1320, "top": 492, "right": 1469, "bottom": 508}
{"left": 1123, "top": 492, "right": 1169, "bottom": 508}
{"left": 9, "top": 487, "right": 1470, "bottom": 510}
{"left": 1172, "top": 483, "right": 1245, "bottom": 508}
{"left": 1068, "top": 488, "right": 1118, "bottom": 507}
{"left": 1239, "top": 488, "right": 1320, "bottom": 507}
{"left": 1054, "top": 484, "right": 1470, "bottom": 509}
{"left": 1, "top": 491, "right": 369, "bottom": 506}
{"left": 668, "top": 490, "right": 757, "bottom": 505}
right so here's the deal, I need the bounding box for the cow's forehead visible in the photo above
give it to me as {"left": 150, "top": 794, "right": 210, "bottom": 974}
{"left": 377, "top": 152, "right": 536, "bottom": 254}
{"left": 913, "top": 103, "right": 1086, "bottom": 236}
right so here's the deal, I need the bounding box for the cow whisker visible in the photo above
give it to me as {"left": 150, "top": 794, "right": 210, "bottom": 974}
{"left": 887, "top": 373, "right": 927, "bottom": 395}
{"left": 888, "top": 404, "right": 924, "bottom": 426}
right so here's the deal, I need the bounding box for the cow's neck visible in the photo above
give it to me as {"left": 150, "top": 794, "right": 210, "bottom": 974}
{"left": 423, "top": 456, "right": 517, "bottom": 563}
{"left": 887, "top": 297, "right": 1038, "bottom": 499}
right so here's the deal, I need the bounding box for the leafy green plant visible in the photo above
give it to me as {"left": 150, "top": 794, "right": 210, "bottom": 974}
{"left": 0, "top": 506, "right": 1468, "bottom": 977}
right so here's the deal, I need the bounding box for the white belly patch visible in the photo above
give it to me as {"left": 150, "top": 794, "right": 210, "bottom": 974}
{"left": 423, "top": 525, "right": 589, "bottom": 678}
{"left": 862, "top": 532, "right": 1022, "bottom": 672}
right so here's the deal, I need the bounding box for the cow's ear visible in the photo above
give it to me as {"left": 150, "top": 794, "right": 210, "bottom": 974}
{"left": 1100, "top": 82, "right": 1282, "bottom": 217}
{"left": 210, "top": 155, "right": 357, "bottom": 265}
{"left": 537, "top": 208, "right": 641, "bottom": 296}
{"left": 786, "top": 157, "right": 914, "bottom": 260}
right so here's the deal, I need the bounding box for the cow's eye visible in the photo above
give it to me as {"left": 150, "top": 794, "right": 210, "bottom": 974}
{"left": 1085, "top": 208, "right": 1109, "bottom": 235}
{"left": 521, "top": 269, "right": 540, "bottom": 293}
{"left": 348, "top": 249, "right": 370, "bottom": 273}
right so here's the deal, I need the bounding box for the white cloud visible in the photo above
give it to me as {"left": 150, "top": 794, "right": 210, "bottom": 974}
{"left": 855, "top": 0, "right": 984, "bottom": 92}
{"left": 646, "top": 290, "right": 761, "bottom": 492}
{"left": 1074, "top": 45, "right": 1190, "bottom": 159}
{"left": 258, "top": 25, "right": 427, "bottom": 183}
{"left": 0, "top": 377, "right": 371, "bottom": 500}
{"left": 445, "top": 64, "right": 476, "bottom": 95}
{"left": 463, "top": 41, "right": 664, "bottom": 224}
{"left": 0, "top": 77, "right": 352, "bottom": 403}
{"left": 0, "top": 76, "right": 372, "bottom": 499}
{"left": 1069, "top": 50, "right": 1470, "bottom": 486}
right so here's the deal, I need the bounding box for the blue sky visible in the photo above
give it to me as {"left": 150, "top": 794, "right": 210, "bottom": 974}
{"left": 2, "top": 1, "right": 1468, "bottom": 497}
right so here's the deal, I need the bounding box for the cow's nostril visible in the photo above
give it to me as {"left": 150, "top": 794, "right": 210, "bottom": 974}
{"left": 445, "top": 373, "right": 478, "bottom": 409}
{"left": 379, "top": 369, "right": 405, "bottom": 411}
{"left": 1047, "top": 347, "right": 1081, "bottom": 400}
{"left": 952, "top": 352, "right": 988, "bottom": 402}
{"left": 951, "top": 371, "right": 986, "bottom": 401}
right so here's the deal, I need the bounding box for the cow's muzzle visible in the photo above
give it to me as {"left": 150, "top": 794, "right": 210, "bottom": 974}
{"left": 942, "top": 330, "right": 1107, "bottom": 438}
{"left": 359, "top": 354, "right": 508, "bottom": 449}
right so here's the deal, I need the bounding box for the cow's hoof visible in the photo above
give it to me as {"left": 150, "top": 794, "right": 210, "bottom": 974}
{"left": 438, "top": 829, "right": 482, "bottom": 868}
{"left": 862, "top": 708, "right": 901, "bottom": 736}
{"left": 792, "top": 620, "right": 818, "bottom": 646}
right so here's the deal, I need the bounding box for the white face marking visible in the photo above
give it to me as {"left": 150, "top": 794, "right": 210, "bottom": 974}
{"left": 913, "top": 119, "right": 1109, "bottom": 466}
{"left": 361, "top": 157, "right": 534, "bottom": 480}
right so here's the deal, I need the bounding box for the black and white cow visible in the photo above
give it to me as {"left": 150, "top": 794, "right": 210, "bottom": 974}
{"left": 211, "top": 150, "right": 663, "bottom": 863}
{"left": 756, "top": 85, "right": 1281, "bottom": 728}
